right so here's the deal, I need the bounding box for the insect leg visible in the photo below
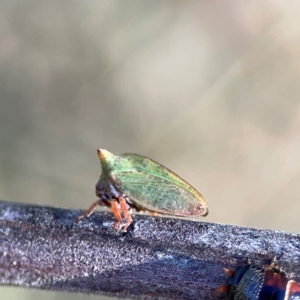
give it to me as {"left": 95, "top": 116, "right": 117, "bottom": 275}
{"left": 285, "top": 280, "right": 300, "bottom": 299}
{"left": 150, "top": 212, "right": 158, "bottom": 217}
{"left": 76, "top": 200, "right": 103, "bottom": 222}
{"left": 111, "top": 199, "right": 122, "bottom": 230}
{"left": 119, "top": 196, "right": 133, "bottom": 232}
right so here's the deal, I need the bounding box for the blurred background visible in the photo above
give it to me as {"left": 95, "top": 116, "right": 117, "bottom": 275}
{"left": 1, "top": 0, "right": 300, "bottom": 299}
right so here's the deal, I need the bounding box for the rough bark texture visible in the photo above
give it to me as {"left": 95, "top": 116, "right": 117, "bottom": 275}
{"left": 0, "top": 200, "right": 299, "bottom": 299}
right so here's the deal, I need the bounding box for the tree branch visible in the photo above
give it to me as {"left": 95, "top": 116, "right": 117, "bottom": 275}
{"left": 0, "top": 200, "right": 299, "bottom": 299}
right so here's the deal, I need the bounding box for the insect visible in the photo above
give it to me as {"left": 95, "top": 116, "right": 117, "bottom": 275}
{"left": 77, "top": 149, "right": 208, "bottom": 231}
{"left": 219, "top": 264, "right": 300, "bottom": 300}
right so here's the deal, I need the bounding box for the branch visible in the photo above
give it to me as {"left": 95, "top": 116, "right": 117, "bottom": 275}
{"left": 0, "top": 200, "right": 299, "bottom": 299}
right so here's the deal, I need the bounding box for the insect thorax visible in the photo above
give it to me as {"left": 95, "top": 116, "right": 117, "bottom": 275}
{"left": 95, "top": 177, "right": 142, "bottom": 212}
{"left": 96, "top": 177, "right": 123, "bottom": 201}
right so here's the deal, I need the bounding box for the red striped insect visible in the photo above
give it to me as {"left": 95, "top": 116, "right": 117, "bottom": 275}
{"left": 218, "top": 264, "right": 300, "bottom": 300}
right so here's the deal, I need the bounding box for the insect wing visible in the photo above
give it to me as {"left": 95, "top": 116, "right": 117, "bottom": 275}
{"left": 111, "top": 170, "right": 204, "bottom": 216}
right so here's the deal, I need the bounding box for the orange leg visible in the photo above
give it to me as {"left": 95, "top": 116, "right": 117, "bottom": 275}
{"left": 111, "top": 199, "right": 122, "bottom": 230}
{"left": 217, "top": 286, "right": 228, "bottom": 294}
{"left": 223, "top": 268, "right": 234, "bottom": 276}
{"left": 150, "top": 212, "right": 158, "bottom": 217}
{"left": 77, "top": 200, "right": 102, "bottom": 222}
{"left": 119, "top": 196, "right": 132, "bottom": 232}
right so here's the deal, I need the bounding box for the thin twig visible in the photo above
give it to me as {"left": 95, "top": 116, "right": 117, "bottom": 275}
{"left": 0, "top": 200, "right": 300, "bottom": 299}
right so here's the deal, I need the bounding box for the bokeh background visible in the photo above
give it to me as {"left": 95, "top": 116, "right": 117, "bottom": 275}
{"left": 1, "top": 1, "right": 300, "bottom": 299}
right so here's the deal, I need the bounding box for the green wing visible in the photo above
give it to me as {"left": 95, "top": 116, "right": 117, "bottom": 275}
{"left": 111, "top": 171, "right": 205, "bottom": 216}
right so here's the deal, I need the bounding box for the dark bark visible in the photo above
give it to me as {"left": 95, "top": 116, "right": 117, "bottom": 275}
{"left": 0, "top": 200, "right": 299, "bottom": 299}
